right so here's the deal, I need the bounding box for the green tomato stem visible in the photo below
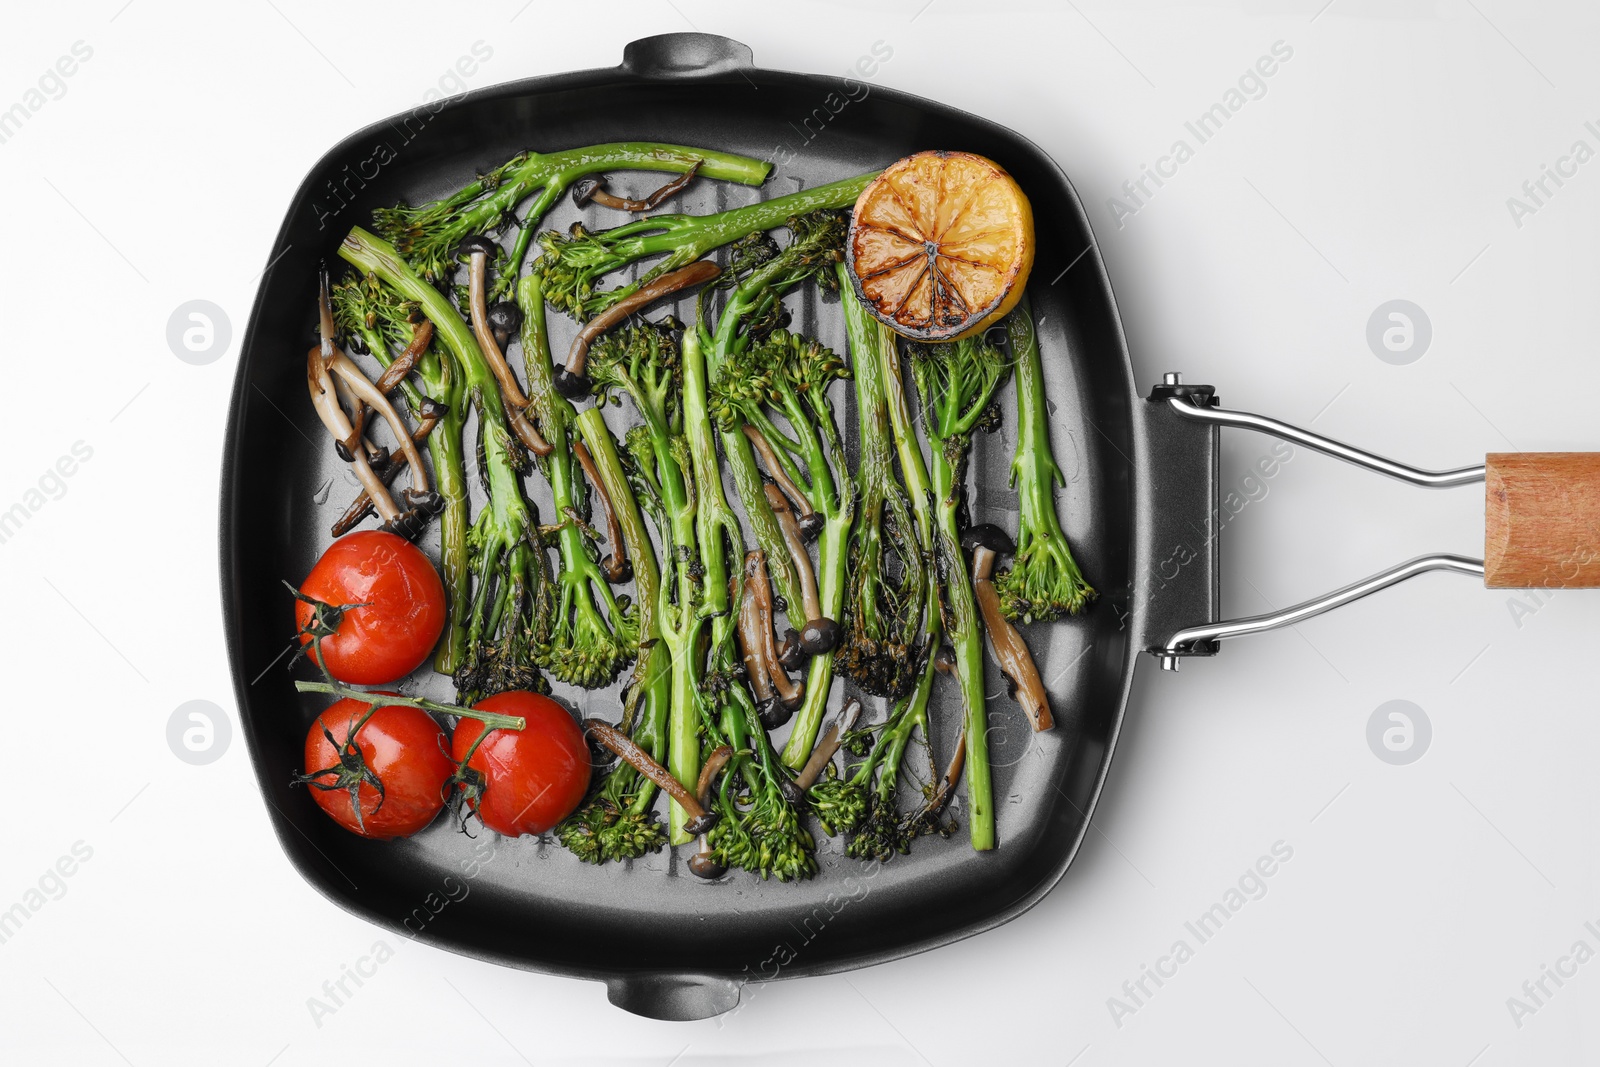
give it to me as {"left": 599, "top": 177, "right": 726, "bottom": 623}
{"left": 293, "top": 680, "right": 525, "bottom": 732}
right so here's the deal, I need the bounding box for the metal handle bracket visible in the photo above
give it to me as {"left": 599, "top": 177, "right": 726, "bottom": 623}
{"left": 1149, "top": 374, "right": 1487, "bottom": 670}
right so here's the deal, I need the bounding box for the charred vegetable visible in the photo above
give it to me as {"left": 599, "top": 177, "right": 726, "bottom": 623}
{"left": 695, "top": 211, "right": 857, "bottom": 770}
{"left": 808, "top": 310, "right": 950, "bottom": 859}
{"left": 837, "top": 264, "right": 928, "bottom": 699}
{"left": 994, "top": 295, "right": 1095, "bottom": 622}
{"left": 340, "top": 227, "right": 550, "bottom": 702}
{"left": 372, "top": 142, "right": 771, "bottom": 291}
{"left": 557, "top": 406, "right": 674, "bottom": 863}
{"left": 331, "top": 274, "right": 472, "bottom": 674}
{"left": 536, "top": 174, "right": 876, "bottom": 321}
{"left": 514, "top": 274, "right": 638, "bottom": 689}
{"left": 907, "top": 332, "right": 1009, "bottom": 851}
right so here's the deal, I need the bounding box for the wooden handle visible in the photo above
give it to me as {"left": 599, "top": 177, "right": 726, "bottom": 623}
{"left": 1485, "top": 453, "right": 1600, "bottom": 587}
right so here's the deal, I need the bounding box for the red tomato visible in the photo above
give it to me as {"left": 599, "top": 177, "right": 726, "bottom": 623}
{"left": 301, "top": 696, "right": 453, "bottom": 839}
{"left": 451, "top": 691, "right": 591, "bottom": 837}
{"left": 296, "top": 530, "right": 446, "bottom": 685}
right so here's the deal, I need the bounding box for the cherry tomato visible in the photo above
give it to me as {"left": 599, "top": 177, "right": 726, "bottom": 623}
{"left": 451, "top": 691, "right": 591, "bottom": 837}
{"left": 301, "top": 696, "right": 453, "bottom": 839}
{"left": 296, "top": 530, "right": 446, "bottom": 685}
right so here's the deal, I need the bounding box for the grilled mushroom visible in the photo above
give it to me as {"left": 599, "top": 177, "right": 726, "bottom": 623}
{"left": 332, "top": 320, "right": 448, "bottom": 537}
{"left": 570, "top": 163, "right": 701, "bottom": 212}
{"left": 485, "top": 301, "right": 521, "bottom": 353}
{"left": 309, "top": 270, "right": 440, "bottom": 539}
{"left": 344, "top": 316, "right": 436, "bottom": 446}
{"left": 458, "top": 235, "right": 550, "bottom": 456}
{"left": 582, "top": 719, "right": 718, "bottom": 836}
{"left": 963, "top": 524, "right": 1053, "bottom": 732}
{"left": 743, "top": 424, "right": 822, "bottom": 540}
{"left": 308, "top": 347, "right": 402, "bottom": 529}
{"left": 749, "top": 551, "right": 804, "bottom": 712}
{"left": 688, "top": 744, "right": 733, "bottom": 879}
{"left": 737, "top": 556, "right": 777, "bottom": 709}
{"left": 737, "top": 551, "right": 804, "bottom": 729}
{"left": 763, "top": 481, "right": 837, "bottom": 655}
{"left": 372, "top": 318, "right": 433, "bottom": 395}
{"left": 554, "top": 260, "right": 721, "bottom": 400}
{"left": 794, "top": 698, "right": 863, "bottom": 791}
{"left": 572, "top": 439, "right": 631, "bottom": 583}
{"left": 775, "top": 627, "right": 804, "bottom": 672}
{"left": 916, "top": 731, "right": 967, "bottom": 826}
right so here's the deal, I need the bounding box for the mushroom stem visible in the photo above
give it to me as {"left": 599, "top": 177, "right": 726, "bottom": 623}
{"left": 583, "top": 719, "right": 717, "bottom": 836}
{"left": 331, "top": 413, "right": 440, "bottom": 537}
{"left": 307, "top": 346, "right": 402, "bottom": 526}
{"left": 695, "top": 745, "right": 734, "bottom": 809}
{"left": 764, "top": 481, "right": 837, "bottom": 655}
{"left": 326, "top": 350, "right": 430, "bottom": 499}
{"left": 794, "top": 698, "right": 863, "bottom": 791}
{"left": 372, "top": 318, "right": 433, "bottom": 395}
{"left": 572, "top": 439, "right": 630, "bottom": 583}
{"left": 556, "top": 260, "right": 721, "bottom": 398}
{"left": 463, "top": 242, "right": 550, "bottom": 456}
{"left": 971, "top": 544, "right": 1054, "bottom": 732}
{"left": 744, "top": 424, "right": 820, "bottom": 539}
{"left": 688, "top": 744, "right": 733, "bottom": 879}
{"left": 737, "top": 557, "right": 777, "bottom": 706}
{"left": 775, "top": 628, "right": 803, "bottom": 672}
{"left": 748, "top": 551, "right": 804, "bottom": 709}
{"left": 738, "top": 552, "right": 804, "bottom": 729}
{"left": 344, "top": 318, "right": 435, "bottom": 470}
{"left": 331, "top": 319, "right": 445, "bottom": 537}
{"left": 918, "top": 731, "right": 967, "bottom": 824}
{"left": 572, "top": 162, "right": 702, "bottom": 212}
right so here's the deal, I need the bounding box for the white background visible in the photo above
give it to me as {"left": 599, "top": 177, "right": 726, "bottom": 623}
{"left": 2, "top": 0, "right": 1597, "bottom": 1063}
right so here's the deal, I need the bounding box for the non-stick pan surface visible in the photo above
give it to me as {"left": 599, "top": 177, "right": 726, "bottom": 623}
{"left": 220, "top": 33, "right": 1149, "bottom": 1019}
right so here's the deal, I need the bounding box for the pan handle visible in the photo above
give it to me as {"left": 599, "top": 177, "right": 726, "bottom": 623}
{"left": 1485, "top": 453, "right": 1600, "bottom": 587}
{"left": 622, "top": 33, "right": 755, "bottom": 79}
{"left": 604, "top": 972, "right": 742, "bottom": 1020}
{"left": 1157, "top": 554, "right": 1485, "bottom": 669}
{"left": 1149, "top": 375, "right": 1487, "bottom": 669}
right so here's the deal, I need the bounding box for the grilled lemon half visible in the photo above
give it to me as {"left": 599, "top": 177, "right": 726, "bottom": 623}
{"left": 846, "top": 150, "right": 1035, "bottom": 342}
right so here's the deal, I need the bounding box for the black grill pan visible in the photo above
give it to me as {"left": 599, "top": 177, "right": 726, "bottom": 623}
{"left": 220, "top": 32, "right": 1206, "bottom": 1020}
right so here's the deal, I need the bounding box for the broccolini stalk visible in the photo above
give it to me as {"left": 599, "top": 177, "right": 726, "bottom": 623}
{"left": 908, "top": 335, "right": 1009, "bottom": 851}
{"left": 559, "top": 405, "right": 673, "bottom": 862}
{"left": 687, "top": 210, "right": 857, "bottom": 769}
{"left": 536, "top": 173, "right": 876, "bottom": 321}
{"left": 340, "top": 227, "right": 549, "bottom": 701}
{"left": 330, "top": 273, "right": 471, "bottom": 674}
{"left": 703, "top": 214, "right": 854, "bottom": 641}
{"left": 702, "top": 648, "right": 817, "bottom": 881}
{"left": 584, "top": 320, "right": 705, "bottom": 844}
{"left": 372, "top": 142, "right": 772, "bottom": 286}
{"left": 809, "top": 317, "right": 948, "bottom": 858}
{"left": 995, "top": 294, "right": 1095, "bottom": 622}
{"left": 836, "top": 265, "right": 928, "bottom": 699}
{"left": 670, "top": 327, "right": 751, "bottom": 845}
{"left": 688, "top": 315, "right": 818, "bottom": 877}
{"left": 754, "top": 328, "right": 857, "bottom": 770}
{"left": 515, "top": 275, "right": 638, "bottom": 688}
